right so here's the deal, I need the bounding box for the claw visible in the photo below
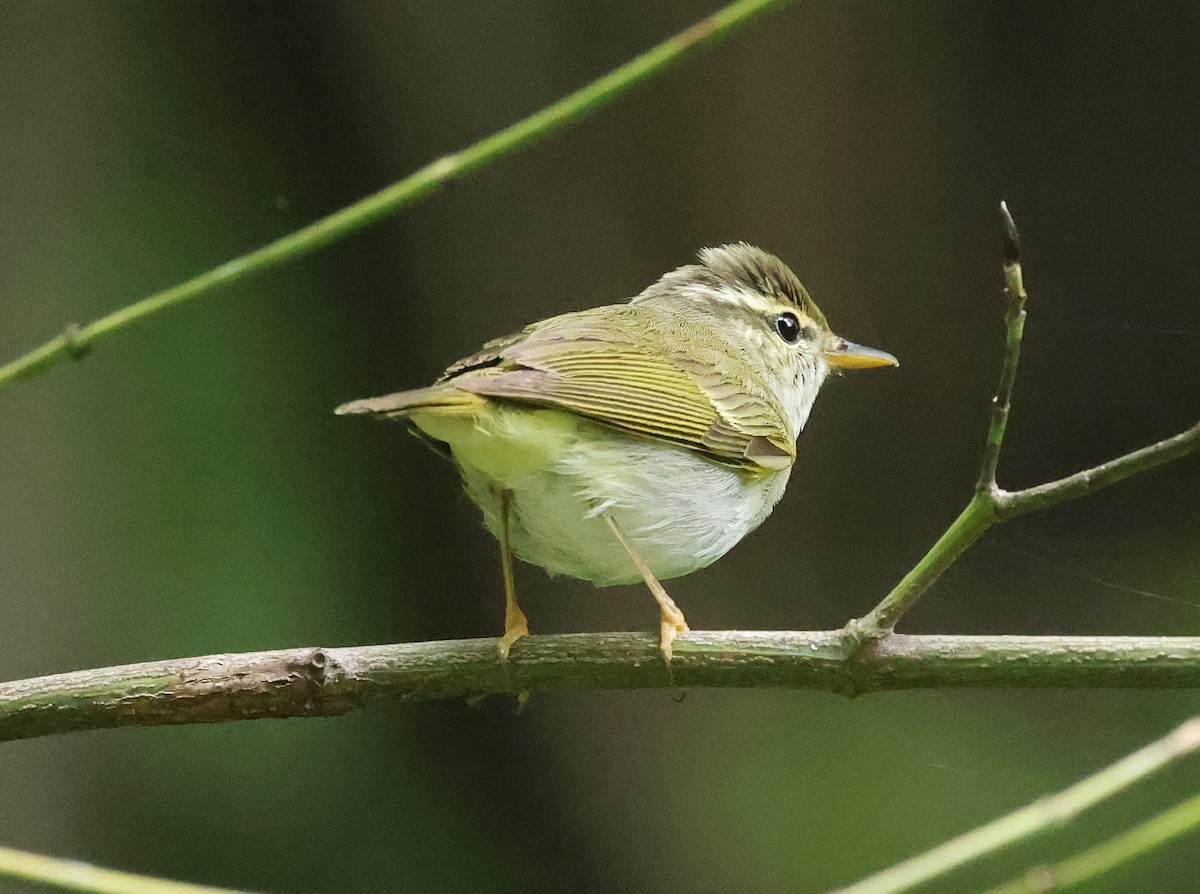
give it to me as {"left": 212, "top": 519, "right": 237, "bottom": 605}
{"left": 658, "top": 605, "right": 690, "bottom": 663}
{"left": 497, "top": 608, "right": 530, "bottom": 662}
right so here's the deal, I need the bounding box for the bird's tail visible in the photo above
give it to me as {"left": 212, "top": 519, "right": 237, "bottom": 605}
{"left": 334, "top": 385, "right": 483, "bottom": 420}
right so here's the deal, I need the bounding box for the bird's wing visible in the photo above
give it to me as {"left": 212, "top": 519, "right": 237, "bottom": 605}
{"left": 442, "top": 305, "right": 795, "bottom": 473}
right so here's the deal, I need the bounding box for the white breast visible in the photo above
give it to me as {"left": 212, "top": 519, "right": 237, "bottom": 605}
{"left": 455, "top": 416, "right": 790, "bottom": 587}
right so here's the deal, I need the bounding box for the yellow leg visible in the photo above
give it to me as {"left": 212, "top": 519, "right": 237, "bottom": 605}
{"left": 497, "top": 489, "right": 530, "bottom": 661}
{"left": 603, "top": 513, "right": 689, "bottom": 661}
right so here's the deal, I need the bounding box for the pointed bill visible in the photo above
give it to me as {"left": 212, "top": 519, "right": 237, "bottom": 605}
{"left": 825, "top": 339, "right": 899, "bottom": 369}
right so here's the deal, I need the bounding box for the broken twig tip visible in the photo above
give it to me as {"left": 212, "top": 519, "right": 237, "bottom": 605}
{"left": 1000, "top": 201, "right": 1021, "bottom": 265}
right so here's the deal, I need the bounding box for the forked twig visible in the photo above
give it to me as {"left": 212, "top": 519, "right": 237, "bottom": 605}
{"left": 849, "top": 203, "right": 1199, "bottom": 639}
{"left": 1, "top": 0, "right": 1195, "bottom": 887}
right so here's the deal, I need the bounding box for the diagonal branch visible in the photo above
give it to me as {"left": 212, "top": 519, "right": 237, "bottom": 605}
{"left": 980, "top": 789, "right": 1200, "bottom": 894}
{"left": 999, "top": 421, "right": 1200, "bottom": 519}
{"left": 0, "top": 0, "right": 795, "bottom": 396}
{"left": 0, "top": 844, "right": 259, "bottom": 894}
{"left": 7, "top": 632, "right": 1200, "bottom": 744}
{"left": 829, "top": 718, "right": 1200, "bottom": 894}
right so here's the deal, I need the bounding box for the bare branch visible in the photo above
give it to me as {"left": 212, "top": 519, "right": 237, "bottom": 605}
{"left": 7, "top": 632, "right": 1200, "bottom": 744}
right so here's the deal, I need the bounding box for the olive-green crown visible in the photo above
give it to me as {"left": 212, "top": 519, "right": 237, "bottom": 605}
{"left": 696, "top": 243, "right": 827, "bottom": 327}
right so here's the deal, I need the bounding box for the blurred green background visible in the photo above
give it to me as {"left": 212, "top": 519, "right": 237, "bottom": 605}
{"left": 2, "top": 2, "right": 1200, "bottom": 892}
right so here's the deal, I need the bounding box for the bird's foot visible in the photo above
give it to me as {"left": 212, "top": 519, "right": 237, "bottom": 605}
{"left": 497, "top": 604, "right": 530, "bottom": 662}
{"left": 658, "top": 604, "right": 690, "bottom": 663}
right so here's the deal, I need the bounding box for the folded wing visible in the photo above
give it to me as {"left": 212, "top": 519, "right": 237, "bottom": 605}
{"left": 443, "top": 305, "right": 796, "bottom": 473}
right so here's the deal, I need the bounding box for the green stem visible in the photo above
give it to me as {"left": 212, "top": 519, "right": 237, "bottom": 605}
{"left": 976, "top": 201, "right": 1028, "bottom": 491}
{"left": 851, "top": 206, "right": 1027, "bottom": 635}
{"left": 0, "top": 845, "right": 258, "bottom": 894}
{"left": 853, "top": 491, "right": 996, "bottom": 635}
{"left": 828, "top": 718, "right": 1200, "bottom": 894}
{"left": 7, "top": 633, "right": 1200, "bottom": 744}
{"left": 980, "top": 790, "right": 1200, "bottom": 894}
{"left": 856, "top": 414, "right": 1200, "bottom": 635}
{"left": 999, "top": 421, "right": 1200, "bottom": 519}
{"left": 850, "top": 203, "right": 1199, "bottom": 636}
{"left": 0, "top": 0, "right": 795, "bottom": 396}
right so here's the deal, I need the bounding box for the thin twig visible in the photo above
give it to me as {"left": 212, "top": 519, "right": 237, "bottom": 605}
{"left": 0, "top": 845, "right": 260, "bottom": 894}
{"left": 999, "top": 421, "right": 1200, "bottom": 519}
{"left": 849, "top": 204, "right": 1031, "bottom": 635}
{"left": 848, "top": 205, "right": 1198, "bottom": 637}
{"left": 977, "top": 201, "right": 1027, "bottom": 492}
{"left": 7, "top": 633, "right": 1200, "bottom": 744}
{"left": 828, "top": 718, "right": 1200, "bottom": 894}
{"left": 853, "top": 418, "right": 1200, "bottom": 637}
{"left": 847, "top": 492, "right": 996, "bottom": 638}
{"left": 979, "top": 790, "right": 1200, "bottom": 894}
{"left": 0, "top": 0, "right": 794, "bottom": 396}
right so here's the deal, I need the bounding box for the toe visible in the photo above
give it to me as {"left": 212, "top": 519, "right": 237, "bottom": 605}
{"left": 497, "top": 620, "right": 530, "bottom": 662}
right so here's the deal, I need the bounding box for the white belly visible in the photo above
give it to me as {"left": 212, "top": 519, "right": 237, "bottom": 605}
{"left": 425, "top": 408, "right": 790, "bottom": 586}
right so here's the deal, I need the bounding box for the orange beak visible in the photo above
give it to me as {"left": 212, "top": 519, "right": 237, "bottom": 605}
{"left": 824, "top": 338, "right": 899, "bottom": 370}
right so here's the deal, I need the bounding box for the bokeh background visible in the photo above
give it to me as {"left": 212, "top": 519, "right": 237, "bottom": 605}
{"left": 3, "top": 2, "right": 1200, "bottom": 892}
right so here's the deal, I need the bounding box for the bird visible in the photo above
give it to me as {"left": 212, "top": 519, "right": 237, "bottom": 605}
{"left": 337, "top": 243, "right": 896, "bottom": 661}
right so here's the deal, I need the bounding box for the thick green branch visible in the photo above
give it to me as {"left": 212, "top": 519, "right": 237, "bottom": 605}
{"left": 7, "top": 632, "right": 1200, "bottom": 743}
{"left": 0, "top": 0, "right": 794, "bottom": 395}
{"left": 830, "top": 718, "right": 1200, "bottom": 894}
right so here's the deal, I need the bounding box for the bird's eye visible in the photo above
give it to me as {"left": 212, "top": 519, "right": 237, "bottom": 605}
{"left": 773, "top": 312, "right": 802, "bottom": 344}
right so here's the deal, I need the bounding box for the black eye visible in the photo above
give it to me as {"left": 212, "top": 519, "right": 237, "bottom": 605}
{"left": 773, "top": 312, "right": 802, "bottom": 344}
